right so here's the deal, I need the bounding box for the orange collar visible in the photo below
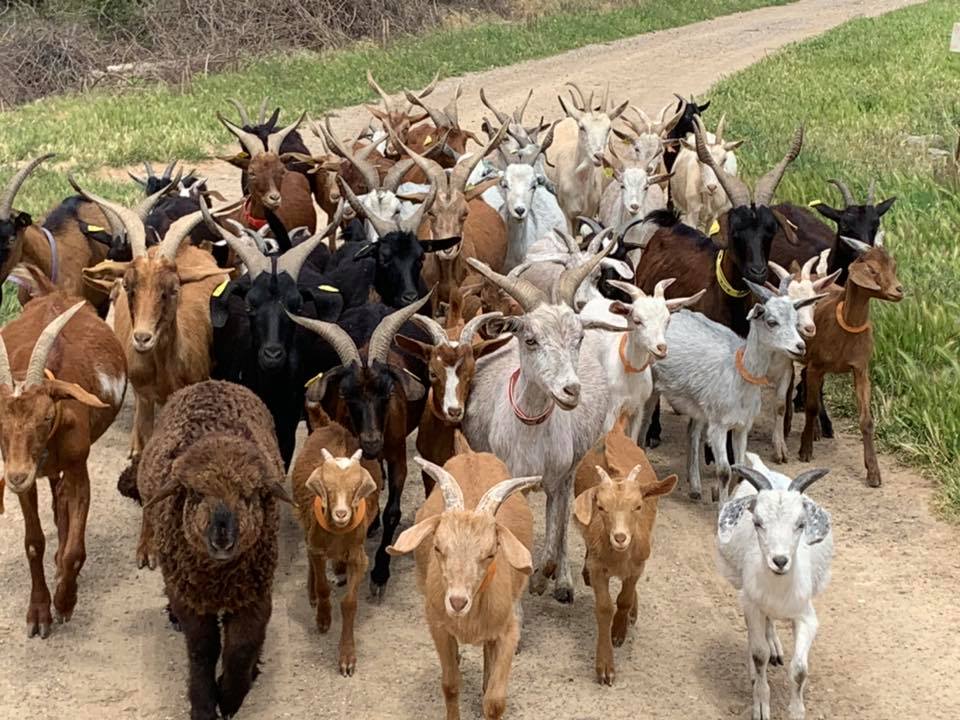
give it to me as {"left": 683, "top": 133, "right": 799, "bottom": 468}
{"left": 476, "top": 559, "right": 497, "bottom": 595}
{"left": 619, "top": 333, "right": 650, "bottom": 374}
{"left": 835, "top": 301, "right": 870, "bottom": 334}
{"left": 242, "top": 197, "right": 268, "bottom": 231}
{"left": 735, "top": 347, "right": 769, "bottom": 386}
{"left": 313, "top": 496, "right": 367, "bottom": 534}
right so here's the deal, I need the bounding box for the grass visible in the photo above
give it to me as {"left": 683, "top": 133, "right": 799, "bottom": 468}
{"left": 708, "top": 0, "right": 960, "bottom": 512}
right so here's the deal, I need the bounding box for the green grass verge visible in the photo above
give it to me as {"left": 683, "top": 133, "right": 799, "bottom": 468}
{"left": 708, "top": 0, "right": 960, "bottom": 512}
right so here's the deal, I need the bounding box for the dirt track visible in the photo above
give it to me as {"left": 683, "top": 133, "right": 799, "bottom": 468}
{"left": 3, "top": 1, "right": 958, "bottom": 718}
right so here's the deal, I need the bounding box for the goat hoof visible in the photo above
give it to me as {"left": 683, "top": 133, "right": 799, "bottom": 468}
{"left": 798, "top": 447, "right": 813, "bottom": 463}
{"left": 27, "top": 621, "right": 51, "bottom": 639}
{"left": 368, "top": 580, "right": 387, "bottom": 603}
{"left": 866, "top": 472, "right": 882, "bottom": 488}
{"left": 339, "top": 654, "right": 357, "bottom": 677}
{"left": 596, "top": 664, "right": 616, "bottom": 686}
{"left": 646, "top": 437, "right": 661, "bottom": 449}
{"left": 334, "top": 573, "right": 347, "bottom": 588}
{"left": 688, "top": 491, "right": 701, "bottom": 501}
{"left": 711, "top": 485, "right": 719, "bottom": 503}
{"left": 552, "top": 585, "right": 574, "bottom": 604}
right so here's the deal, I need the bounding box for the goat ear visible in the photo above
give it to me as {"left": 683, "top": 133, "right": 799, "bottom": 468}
{"left": 210, "top": 282, "right": 245, "bottom": 329}
{"left": 143, "top": 477, "right": 182, "bottom": 510}
{"left": 608, "top": 301, "right": 631, "bottom": 316}
{"left": 496, "top": 524, "right": 533, "bottom": 575}
{"left": 712, "top": 214, "right": 730, "bottom": 248}
{"left": 474, "top": 335, "right": 513, "bottom": 359}
{"left": 801, "top": 498, "right": 831, "bottom": 545}
{"left": 394, "top": 334, "right": 433, "bottom": 361}
{"left": 14, "top": 211, "right": 33, "bottom": 229}
{"left": 180, "top": 267, "right": 228, "bottom": 284}
{"left": 772, "top": 209, "right": 799, "bottom": 246}
{"left": 746, "top": 303, "right": 765, "bottom": 321}
{"left": 642, "top": 474, "right": 678, "bottom": 499}
{"left": 390, "top": 367, "right": 425, "bottom": 402}
{"left": 484, "top": 316, "right": 523, "bottom": 337}
{"left": 847, "top": 262, "right": 881, "bottom": 292}
{"left": 305, "top": 366, "right": 345, "bottom": 407}
{"left": 352, "top": 471, "right": 378, "bottom": 508}
{"left": 221, "top": 152, "right": 250, "bottom": 170}
{"left": 388, "top": 515, "right": 441, "bottom": 555}
{"left": 464, "top": 178, "right": 499, "bottom": 201}
{"left": 812, "top": 203, "right": 841, "bottom": 223}
{"left": 573, "top": 487, "right": 596, "bottom": 526}
{"left": 876, "top": 196, "right": 896, "bottom": 216}
{"left": 45, "top": 379, "right": 110, "bottom": 408}
{"left": 717, "top": 495, "right": 756, "bottom": 543}
{"left": 602, "top": 259, "right": 634, "bottom": 279}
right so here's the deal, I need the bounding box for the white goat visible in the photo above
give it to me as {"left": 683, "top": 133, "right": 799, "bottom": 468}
{"left": 599, "top": 144, "right": 671, "bottom": 249}
{"left": 647, "top": 283, "right": 820, "bottom": 502}
{"left": 462, "top": 252, "right": 626, "bottom": 603}
{"left": 546, "top": 83, "right": 628, "bottom": 229}
{"left": 670, "top": 115, "right": 743, "bottom": 232}
{"left": 765, "top": 252, "right": 840, "bottom": 463}
{"left": 496, "top": 162, "right": 567, "bottom": 271}
{"left": 716, "top": 454, "right": 834, "bottom": 720}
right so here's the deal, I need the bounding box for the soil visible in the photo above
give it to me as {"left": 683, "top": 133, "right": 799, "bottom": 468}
{"left": 3, "top": 1, "right": 956, "bottom": 719}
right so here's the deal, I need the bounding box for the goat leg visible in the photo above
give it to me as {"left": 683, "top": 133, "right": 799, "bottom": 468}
{"left": 176, "top": 602, "right": 220, "bottom": 720}
{"left": 788, "top": 606, "right": 819, "bottom": 720}
{"left": 53, "top": 464, "right": 90, "bottom": 624}
{"left": 19, "top": 484, "right": 53, "bottom": 639}
{"left": 818, "top": 385, "right": 834, "bottom": 438}
{"left": 611, "top": 572, "right": 641, "bottom": 647}
{"left": 686, "top": 418, "right": 704, "bottom": 501}
{"left": 644, "top": 399, "right": 662, "bottom": 448}
{"left": 338, "top": 552, "right": 368, "bottom": 677}
{"left": 799, "top": 369, "right": 824, "bottom": 462}
{"left": 708, "top": 425, "right": 731, "bottom": 503}
{"left": 429, "top": 624, "right": 461, "bottom": 720}
{"left": 50, "top": 474, "right": 66, "bottom": 567}
{"left": 771, "top": 369, "right": 792, "bottom": 463}
{"left": 783, "top": 369, "right": 796, "bottom": 440}
{"left": 370, "top": 454, "right": 406, "bottom": 599}
{"left": 482, "top": 620, "right": 519, "bottom": 719}
{"left": 550, "top": 475, "right": 575, "bottom": 604}
{"left": 745, "top": 604, "right": 771, "bottom": 720}
{"left": 136, "top": 512, "right": 158, "bottom": 570}
{"left": 311, "top": 553, "right": 332, "bottom": 633}
{"left": 218, "top": 599, "right": 270, "bottom": 718}
{"left": 591, "top": 566, "right": 616, "bottom": 685}
{"left": 853, "top": 366, "right": 881, "bottom": 487}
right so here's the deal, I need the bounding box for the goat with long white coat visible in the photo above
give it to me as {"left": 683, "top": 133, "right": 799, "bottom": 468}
{"left": 496, "top": 160, "right": 567, "bottom": 271}
{"left": 647, "top": 282, "right": 821, "bottom": 501}
{"left": 462, "top": 251, "right": 626, "bottom": 603}
{"left": 716, "top": 455, "right": 833, "bottom": 720}
{"left": 598, "top": 145, "right": 671, "bottom": 249}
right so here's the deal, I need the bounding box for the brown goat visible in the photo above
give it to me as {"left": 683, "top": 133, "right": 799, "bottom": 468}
{"left": 77, "top": 186, "right": 227, "bottom": 477}
{"left": 1, "top": 155, "right": 54, "bottom": 284}
{"left": 388, "top": 438, "right": 540, "bottom": 720}
{"left": 291, "top": 419, "right": 381, "bottom": 676}
{"left": 0, "top": 296, "right": 126, "bottom": 638}
{"left": 573, "top": 414, "right": 677, "bottom": 684}
{"left": 365, "top": 70, "right": 438, "bottom": 159}
{"left": 799, "top": 239, "right": 904, "bottom": 487}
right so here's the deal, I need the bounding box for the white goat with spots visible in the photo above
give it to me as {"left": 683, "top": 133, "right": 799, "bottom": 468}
{"left": 716, "top": 454, "right": 834, "bottom": 720}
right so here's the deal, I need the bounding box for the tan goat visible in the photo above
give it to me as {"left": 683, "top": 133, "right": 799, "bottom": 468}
{"left": 291, "top": 419, "right": 381, "bottom": 676}
{"left": 573, "top": 414, "right": 677, "bottom": 685}
{"left": 388, "top": 437, "right": 540, "bottom": 720}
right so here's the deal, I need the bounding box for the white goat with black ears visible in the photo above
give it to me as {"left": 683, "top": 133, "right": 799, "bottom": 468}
{"left": 716, "top": 454, "right": 834, "bottom": 720}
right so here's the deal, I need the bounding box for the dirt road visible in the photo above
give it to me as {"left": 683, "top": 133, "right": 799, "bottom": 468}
{"left": 4, "top": 1, "right": 956, "bottom": 718}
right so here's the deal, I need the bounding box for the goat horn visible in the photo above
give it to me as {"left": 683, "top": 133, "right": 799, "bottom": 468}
{"left": 202, "top": 205, "right": 269, "bottom": 276}
{"left": 480, "top": 87, "right": 510, "bottom": 125}
{"left": 452, "top": 122, "right": 508, "bottom": 192}
{"left": 381, "top": 158, "right": 417, "bottom": 193}
{"left": 788, "top": 467, "right": 830, "bottom": 494}
{"left": 515, "top": 88, "right": 533, "bottom": 123}
{"left": 660, "top": 101, "right": 686, "bottom": 137}
{"left": 605, "top": 279, "right": 643, "bottom": 301}
{"left": 475, "top": 475, "right": 541, "bottom": 516}
{"left": 397, "top": 182, "right": 437, "bottom": 236}
{"left": 767, "top": 260, "right": 791, "bottom": 282}
{"left": 257, "top": 97, "right": 270, "bottom": 125}
{"left": 840, "top": 235, "right": 871, "bottom": 256}
{"left": 368, "top": 290, "right": 434, "bottom": 365}
{"left": 393, "top": 131, "right": 447, "bottom": 189}
{"left": 601, "top": 83, "right": 610, "bottom": 112}
{"left": 409, "top": 314, "right": 449, "bottom": 346}
{"left": 161, "top": 160, "right": 177, "bottom": 180}
{"left": 366, "top": 70, "right": 396, "bottom": 112}
{"left": 692, "top": 117, "right": 751, "bottom": 208}
{"left": 217, "top": 111, "right": 264, "bottom": 158}
{"left": 731, "top": 464, "right": 773, "bottom": 492}
{"left": 128, "top": 170, "right": 147, "bottom": 188}
{"left": 800, "top": 254, "right": 818, "bottom": 282}
{"left": 827, "top": 178, "right": 854, "bottom": 207}
{"left": 414, "top": 457, "right": 464, "bottom": 511}
{"left": 336, "top": 177, "right": 397, "bottom": 239}
{"left": 277, "top": 200, "right": 344, "bottom": 281}
{"left": 24, "top": 301, "right": 87, "bottom": 388}
{"left": 287, "top": 312, "right": 361, "bottom": 366}
{"left": 0, "top": 154, "right": 54, "bottom": 220}
{"left": 134, "top": 168, "right": 181, "bottom": 222}
{"left": 158, "top": 210, "right": 203, "bottom": 263}
{"left": 459, "top": 311, "right": 503, "bottom": 346}
{"left": 466, "top": 258, "right": 547, "bottom": 313}
{"left": 553, "top": 232, "right": 616, "bottom": 308}
{"left": 266, "top": 111, "right": 305, "bottom": 156}
{"left": 320, "top": 116, "right": 381, "bottom": 192}
{"left": 68, "top": 175, "right": 149, "bottom": 259}
{"left": 753, "top": 124, "right": 804, "bottom": 206}
{"left": 536, "top": 120, "right": 559, "bottom": 158}
{"left": 404, "top": 90, "right": 446, "bottom": 128}
{"left": 142, "top": 478, "right": 182, "bottom": 510}
{"left": 401, "top": 71, "right": 441, "bottom": 114}
{"left": 227, "top": 98, "right": 251, "bottom": 126}
{"left": 553, "top": 228, "right": 581, "bottom": 255}
{"left": 565, "top": 82, "right": 588, "bottom": 110}
{"left": 866, "top": 179, "right": 876, "bottom": 206}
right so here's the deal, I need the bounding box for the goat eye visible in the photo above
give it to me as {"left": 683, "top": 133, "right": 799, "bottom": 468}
{"left": 797, "top": 521, "right": 806, "bottom": 530}
{"left": 634, "top": 504, "right": 643, "bottom": 511}
{"left": 766, "top": 319, "right": 778, "bottom": 328}
{"left": 754, "top": 520, "right": 763, "bottom": 529}
{"left": 524, "top": 337, "right": 538, "bottom": 348}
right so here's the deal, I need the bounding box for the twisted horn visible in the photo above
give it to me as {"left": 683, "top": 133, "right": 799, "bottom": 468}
{"left": 227, "top": 98, "right": 251, "bottom": 126}
{"left": 287, "top": 312, "right": 361, "bottom": 366}
{"left": 475, "top": 475, "right": 542, "bottom": 516}
{"left": 319, "top": 116, "right": 381, "bottom": 192}
{"left": 409, "top": 313, "right": 449, "bottom": 345}
{"left": 217, "top": 112, "right": 264, "bottom": 157}
{"left": 465, "top": 258, "right": 547, "bottom": 313}
{"left": 753, "top": 124, "right": 804, "bottom": 206}
{"left": 158, "top": 210, "right": 203, "bottom": 263}
{"left": 277, "top": 200, "right": 344, "bottom": 280}
{"left": 414, "top": 457, "right": 464, "bottom": 511}
{"left": 692, "top": 117, "right": 750, "bottom": 207}
{"left": 24, "top": 301, "right": 87, "bottom": 388}
{"left": 731, "top": 464, "right": 773, "bottom": 492}
{"left": 0, "top": 154, "right": 55, "bottom": 220}
{"left": 553, "top": 236, "right": 616, "bottom": 308}
{"left": 788, "top": 467, "right": 830, "bottom": 494}
{"left": 266, "top": 112, "right": 305, "bottom": 156}
{"left": 459, "top": 311, "right": 503, "bottom": 346}
{"left": 368, "top": 291, "right": 434, "bottom": 364}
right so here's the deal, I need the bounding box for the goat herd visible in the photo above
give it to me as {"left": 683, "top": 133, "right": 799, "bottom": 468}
{"left": 0, "top": 73, "right": 904, "bottom": 720}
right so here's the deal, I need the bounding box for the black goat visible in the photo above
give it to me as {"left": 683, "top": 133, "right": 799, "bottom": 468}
{"left": 575, "top": 215, "right": 645, "bottom": 303}
{"left": 663, "top": 94, "right": 710, "bottom": 172}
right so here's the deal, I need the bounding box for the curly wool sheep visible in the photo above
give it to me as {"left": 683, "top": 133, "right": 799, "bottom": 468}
{"left": 136, "top": 380, "right": 293, "bottom": 720}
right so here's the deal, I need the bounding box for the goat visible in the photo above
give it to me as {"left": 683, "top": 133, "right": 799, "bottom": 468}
{"left": 716, "top": 456, "right": 833, "bottom": 720}
{"left": 662, "top": 94, "right": 710, "bottom": 172}
{"left": 461, "top": 250, "right": 628, "bottom": 603}
{"left": 574, "top": 440, "right": 677, "bottom": 685}
{"left": 479, "top": 87, "right": 551, "bottom": 168}
{"left": 799, "top": 238, "right": 903, "bottom": 487}
{"left": 365, "top": 70, "right": 440, "bottom": 159}
{"left": 388, "top": 444, "right": 540, "bottom": 720}
{"left": 0, "top": 298, "right": 125, "bottom": 638}
{"left": 403, "top": 83, "right": 483, "bottom": 175}
{"left": 291, "top": 420, "right": 381, "bottom": 676}
{"left": 136, "top": 380, "right": 293, "bottom": 720}
{"left": 598, "top": 144, "right": 671, "bottom": 249}
{"left": 647, "top": 283, "right": 819, "bottom": 502}
{"left": 75, "top": 183, "right": 227, "bottom": 472}
{"left": 290, "top": 294, "right": 431, "bottom": 598}
{"left": 0, "top": 155, "right": 53, "bottom": 283}
{"left": 547, "top": 82, "right": 629, "bottom": 229}
{"left": 610, "top": 101, "right": 682, "bottom": 171}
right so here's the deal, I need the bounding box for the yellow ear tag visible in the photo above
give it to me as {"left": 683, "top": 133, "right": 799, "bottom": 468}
{"left": 423, "top": 135, "right": 433, "bottom": 146}
{"left": 708, "top": 219, "right": 720, "bottom": 236}
{"left": 86, "top": 225, "right": 105, "bottom": 233}
{"left": 808, "top": 199, "right": 823, "bottom": 207}
{"left": 211, "top": 278, "right": 229, "bottom": 298}
{"left": 305, "top": 372, "right": 323, "bottom": 389}
{"left": 603, "top": 167, "right": 614, "bottom": 178}
{"left": 317, "top": 284, "right": 338, "bottom": 293}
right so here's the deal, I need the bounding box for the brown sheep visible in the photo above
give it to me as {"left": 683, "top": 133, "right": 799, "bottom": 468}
{"left": 388, "top": 435, "right": 540, "bottom": 720}
{"left": 137, "top": 380, "right": 292, "bottom": 720}
{"left": 290, "top": 419, "right": 382, "bottom": 676}
{"left": 573, "top": 413, "right": 678, "bottom": 684}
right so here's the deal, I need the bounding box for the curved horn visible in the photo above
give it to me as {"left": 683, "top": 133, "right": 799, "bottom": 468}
{"left": 397, "top": 182, "right": 437, "bottom": 236}
{"left": 692, "top": 117, "right": 750, "bottom": 207}
{"left": 0, "top": 154, "right": 55, "bottom": 220}
{"left": 133, "top": 168, "right": 181, "bottom": 222}
{"left": 536, "top": 120, "right": 558, "bottom": 157}
{"left": 553, "top": 228, "right": 581, "bottom": 255}
{"left": 217, "top": 112, "right": 264, "bottom": 157}
{"left": 393, "top": 132, "right": 447, "bottom": 188}
{"left": 413, "top": 457, "right": 464, "bottom": 511}
{"left": 788, "top": 467, "right": 830, "bottom": 494}
{"left": 553, "top": 236, "right": 616, "bottom": 308}
{"left": 714, "top": 113, "right": 726, "bottom": 144}
{"left": 367, "top": 70, "right": 396, "bottom": 112}
{"left": 514, "top": 88, "right": 533, "bottom": 123}
{"left": 217, "top": 220, "right": 271, "bottom": 277}
{"left": 465, "top": 258, "right": 547, "bottom": 313}
{"left": 158, "top": 210, "right": 203, "bottom": 263}
{"left": 266, "top": 112, "right": 305, "bottom": 156}
{"left": 277, "top": 200, "right": 344, "bottom": 280}
{"left": 24, "top": 301, "right": 87, "bottom": 387}
{"left": 475, "top": 475, "right": 542, "bottom": 516}
{"left": 399, "top": 71, "right": 440, "bottom": 114}
{"left": 287, "top": 312, "right": 361, "bottom": 366}
{"left": 840, "top": 235, "right": 871, "bottom": 256}
{"left": 161, "top": 160, "right": 177, "bottom": 181}
{"left": 827, "top": 178, "right": 855, "bottom": 207}
{"left": 336, "top": 177, "right": 398, "bottom": 238}
{"left": 68, "top": 175, "right": 149, "bottom": 259}
{"left": 767, "top": 260, "right": 791, "bottom": 282}
{"left": 576, "top": 216, "right": 605, "bottom": 239}
{"left": 368, "top": 291, "right": 434, "bottom": 364}
{"left": 257, "top": 97, "right": 270, "bottom": 125}
{"left": 605, "top": 279, "right": 643, "bottom": 301}
{"left": 0, "top": 334, "right": 11, "bottom": 389}
{"left": 731, "top": 464, "right": 773, "bottom": 492}
{"left": 404, "top": 90, "right": 447, "bottom": 128}
{"left": 800, "top": 254, "right": 818, "bottom": 282}
{"left": 459, "top": 311, "right": 503, "bottom": 346}
{"left": 382, "top": 158, "right": 417, "bottom": 193}
{"left": 451, "top": 122, "right": 508, "bottom": 191}
{"left": 409, "top": 313, "right": 449, "bottom": 346}
{"left": 319, "top": 116, "right": 381, "bottom": 191}
{"left": 227, "top": 98, "right": 251, "bottom": 126}
{"left": 753, "top": 124, "right": 804, "bottom": 206}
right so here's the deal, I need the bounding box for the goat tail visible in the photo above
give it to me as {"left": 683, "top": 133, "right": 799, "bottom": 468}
{"left": 117, "top": 457, "right": 142, "bottom": 505}
{"left": 642, "top": 208, "right": 681, "bottom": 229}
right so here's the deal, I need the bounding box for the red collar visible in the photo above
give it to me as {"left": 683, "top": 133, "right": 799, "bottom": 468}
{"left": 242, "top": 197, "right": 268, "bottom": 231}
{"left": 619, "top": 333, "right": 651, "bottom": 374}
{"left": 735, "top": 347, "right": 769, "bottom": 386}
{"left": 507, "top": 368, "right": 554, "bottom": 426}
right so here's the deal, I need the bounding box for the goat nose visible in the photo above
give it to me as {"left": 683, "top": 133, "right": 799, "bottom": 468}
{"left": 803, "top": 325, "right": 816, "bottom": 338}
{"left": 400, "top": 292, "right": 420, "bottom": 305}
{"left": 334, "top": 509, "right": 350, "bottom": 522}
{"left": 795, "top": 341, "right": 806, "bottom": 355}
{"left": 448, "top": 595, "right": 469, "bottom": 613}
{"left": 133, "top": 331, "right": 153, "bottom": 347}
{"left": 628, "top": 204, "right": 640, "bottom": 214}
{"left": 514, "top": 206, "right": 526, "bottom": 217}
{"left": 613, "top": 532, "right": 628, "bottom": 545}
{"left": 772, "top": 555, "right": 789, "bottom": 570}
{"left": 447, "top": 406, "right": 463, "bottom": 420}
{"left": 264, "top": 193, "right": 281, "bottom": 207}
{"left": 707, "top": 183, "right": 718, "bottom": 193}
{"left": 656, "top": 343, "right": 667, "bottom": 356}
{"left": 5, "top": 472, "right": 29, "bottom": 492}
{"left": 563, "top": 383, "right": 580, "bottom": 398}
